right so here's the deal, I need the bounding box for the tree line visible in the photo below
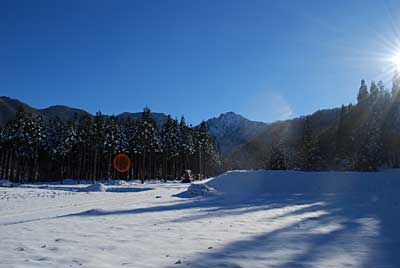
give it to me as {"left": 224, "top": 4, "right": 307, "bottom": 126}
{"left": 0, "top": 107, "right": 221, "bottom": 183}
{"left": 266, "top": 72, "right": 400, "bottom": 171}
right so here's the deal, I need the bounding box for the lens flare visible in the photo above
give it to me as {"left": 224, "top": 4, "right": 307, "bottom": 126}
{"left": 113, "top": 154, "right": 131, "bottom": 173}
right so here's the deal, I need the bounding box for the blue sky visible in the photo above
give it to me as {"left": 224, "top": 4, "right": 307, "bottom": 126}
{"left": 1, "top": 0, "right": 400, "bottom": 124}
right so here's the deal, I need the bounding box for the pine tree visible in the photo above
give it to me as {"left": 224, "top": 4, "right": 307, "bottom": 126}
{"left": 392, "top": 70, "right": 400, "bottom": 99}
{"left": 76, "top": 114, "right": 93, "bottom": 182}
{"left": 178, "top": 116, "right": 195, "bottom": 176}
{"left": 268, "top": 142, "right": 287, "bottom": 170}
{"left": 369, "top": 81, "right": 379, "bottom": 100}
{"left": 10, "top": 107, "right": 33, "bottom": 181}
{"left": 31, "top": 116, "right": 45, "bottom": 182}
{"left": 92, "top": 112, "right": 105, "bottom": 182}
{"left": 161, "top": 116, "right": 180, "bottom": 180}
{"left": 300, "top": 116, "right": 320, "bottom": 171}
{"left": 104, "top": 115, "right": 121, "bottom": 180}
{"left": 357, "top": 79, "right": 369, "bottom": 103}
{"left": 353, "top": 104, "right": 384, "bottom": 171}
{"left": 353, "top": 122, "right": 383, "bottom": 171}
{"left": 135, "top": 107, "right": 161, "bottom": 181}
{"left": 336, "top": 105, "right": 347, "bottom": 157}
{"left": 195, "top": 121, "right": 209, "bottom": 178}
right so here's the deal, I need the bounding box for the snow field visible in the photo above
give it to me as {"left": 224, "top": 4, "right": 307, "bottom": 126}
{"left": 0, "top": 171, "right": 400, "bottom": 268}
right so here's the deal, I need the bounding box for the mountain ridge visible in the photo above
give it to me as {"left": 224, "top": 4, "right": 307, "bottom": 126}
{"left": 0, "top": 96, "right": 341, "bottom": 162}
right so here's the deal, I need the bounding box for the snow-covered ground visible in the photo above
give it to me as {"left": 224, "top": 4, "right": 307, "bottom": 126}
{"left": 1, "top": 171, "right": 400, "bottom": 268}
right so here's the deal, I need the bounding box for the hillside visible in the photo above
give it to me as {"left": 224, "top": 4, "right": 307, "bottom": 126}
{"left": 205, "top": 112, "right": 270, "bottom": 155}
{"left": 0, "top": 96, "right": 169, "bottom": 127}
{"left": 2, "top": 92, "right": 398, "bottom": 172}
{"left": 224, "top": 108, "right": 340, "bottom": 169}
{"left": 0, "top": 97, "right": 275, "bottom": 158}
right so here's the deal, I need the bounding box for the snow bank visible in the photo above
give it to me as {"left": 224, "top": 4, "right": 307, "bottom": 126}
{"left": 80, "top": 182, "right": 107, "bottom": 192}
{"left": 206, "top": 170, "right": 400, "bottom": 195}
{"left": 107, "top": 180, "right": 128, "bottom": 186}
{"left": 0, "top": 179, "right": 12, "bottom": 187}
{"left": 187, "top": 183, "right": 216, "bottom": 196}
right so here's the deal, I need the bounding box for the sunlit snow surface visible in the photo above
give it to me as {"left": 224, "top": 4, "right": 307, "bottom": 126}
{"left": 1, "top": 171, "right": 400, "bottom": 268}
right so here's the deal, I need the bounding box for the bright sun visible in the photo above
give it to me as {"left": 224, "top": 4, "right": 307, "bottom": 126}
{"left": 391, "top": 53, "right": 400, "bottom": 71}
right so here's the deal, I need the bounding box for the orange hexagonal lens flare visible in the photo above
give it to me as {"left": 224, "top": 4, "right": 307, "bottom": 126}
{"left": 113, "top": 153, "right": 131, "bottom": 173}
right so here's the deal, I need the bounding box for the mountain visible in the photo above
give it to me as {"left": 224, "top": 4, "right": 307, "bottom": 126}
{"left": 205, "top": 112, "right": 270, "bottom": 156}
{"left": 0, "top": 96, "right": 276, "bottom": 158}
{"left": 0, "top": 96, "right": 342, "bottom": 170}
{"left": 40, "top": 105, "right": 90, "bottom": 122}
{"left": 0, "top": 96, "right": 170, "bottom": 127}
{"left": 224, "top": 108, "right": 340, "bottom": 169}
{"left": 0, "top": 96, "right": 42, "bottom": 127}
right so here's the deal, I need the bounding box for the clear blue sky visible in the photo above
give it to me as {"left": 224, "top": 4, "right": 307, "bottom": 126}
{"left": 1, "top": 0, "right": 400, "bottom": 124}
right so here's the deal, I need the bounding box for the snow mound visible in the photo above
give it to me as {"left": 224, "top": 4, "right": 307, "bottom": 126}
{"left": 0, "top": 179, "right": 12, "bottom": 187}
{"left": 81, "top": 182, "right": 107, "bottom": 192}
{"left": 108, "top": 180, "right": 128, "bottom": 186}
{"left": 187, "top": 183, "right": 215, "bottom": 196}
{"left": 206, "top": 170, "right": 400, "bottom": 195}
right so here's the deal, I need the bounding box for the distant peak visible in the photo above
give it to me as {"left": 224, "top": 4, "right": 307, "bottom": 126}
{"left": 218, "top": 111, "right": 243, "bottom": 118}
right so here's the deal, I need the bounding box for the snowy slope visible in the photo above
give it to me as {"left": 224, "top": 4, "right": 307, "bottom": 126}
{"left": 206, "top": 170, "right": 400, "bottom": 195}
{"left": 205, "top": 112, "right": 270, "bottom": 155}
{"left": 1, "top": 172, "right": 400, "bottom": 268}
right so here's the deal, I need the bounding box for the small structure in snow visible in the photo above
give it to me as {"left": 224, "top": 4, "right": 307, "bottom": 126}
{"left": 181, "top": 170, "right": 193, "bottom": 183}
{"left": 81, "top": 182, "right": 107, "bottom": 192}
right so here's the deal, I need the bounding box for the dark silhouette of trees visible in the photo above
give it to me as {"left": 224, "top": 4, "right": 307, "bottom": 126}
{"left": 0, "top": 107, "right": 221, "bottom": 183}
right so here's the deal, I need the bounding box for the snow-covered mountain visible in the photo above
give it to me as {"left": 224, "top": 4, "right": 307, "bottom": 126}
{"left": 205, "top": 112, "right": 270, "bottom": 155}
{"left": 0, "top": 98, "right": 270, "bottom": 155}
{"left": 0, "top": 96, "right": 305, "bottom": 160}
{"left": 0, "top": 96, "right": 169, "bottom": 127}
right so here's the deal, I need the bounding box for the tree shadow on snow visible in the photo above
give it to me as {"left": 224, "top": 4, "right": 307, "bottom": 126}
{"left": 37, "top": 185, "right": 82, "bottom": 192}
{"left": 105, "top": 187, "right": 153, "bottom": 193}
{"left": 161, "top": 193, "right": 400, "bottom": 268}
{"left": 56, "top": 187, "right": 400, "bottom": 268}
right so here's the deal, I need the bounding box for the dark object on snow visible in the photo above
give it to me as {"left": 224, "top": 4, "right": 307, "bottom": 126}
{"left": 181, "top": 170, "right": 193, "bottom": 183}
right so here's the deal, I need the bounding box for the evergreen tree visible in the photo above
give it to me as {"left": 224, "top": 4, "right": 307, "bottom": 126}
{"left": 135, "top": 107, "right": 162, "bottom": 181}
{"left": 268, "top": 142, "right": 287, "bottom": 170}
{"left": 31, "top": 116, "right": 45, "bottom": 181}
{"left": 7, "top": 107, "right": 41, "bottom": 181}
{"left": 392, "top": 70, "right": 400, "bottom": 99}
{"left": 369, "top": 81, "right": 379, "bottom": 100}
{"left": 104, "top": 115, "right": 122, "bottom": 179}
{"left": 178, "top": 116, "right": 195, "bottom": 175}
{"left": 76, "top": 114, "right": 93, "bottom": 182}
{"left": 357, "top": 79, "right": 369, "bottom": 103}
{"left": 161, "top": 116, "right": 180, "bottom": 179}
{"left": 353, "top": 100, "right": 384, "bottom": 172}
{"left": 353, "top": 122, "right": 383, "bottom": 171}
{"left": 195, "top": 121, "right": 209, "bottom": 178}
{"left": 92, "top": 112, "right": 105, "bottom": 182}
{"left": 300, "top": 116, "right": 320, "bottom": 171}
{"left": 336, "top": 105, "right": 347, "bottom": 157}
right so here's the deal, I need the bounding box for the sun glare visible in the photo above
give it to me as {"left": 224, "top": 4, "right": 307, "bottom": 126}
{"left": 391, "top": 53, "right": 400, "bottom": 71}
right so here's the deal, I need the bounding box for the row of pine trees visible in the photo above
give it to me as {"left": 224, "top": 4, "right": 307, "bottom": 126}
{"left": 267, "top": 72, "right": 400, "bottom": 171}
{"left": 0, "top": 107, "right": 221, "bottom": 183}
